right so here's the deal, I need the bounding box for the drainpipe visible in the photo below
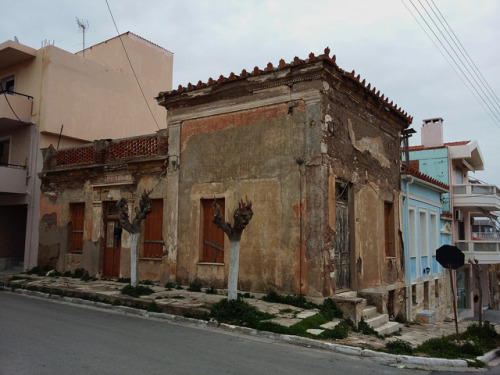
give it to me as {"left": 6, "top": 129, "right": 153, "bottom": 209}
{"left": 404, "top": 176, "right": 415, "bottom": 322}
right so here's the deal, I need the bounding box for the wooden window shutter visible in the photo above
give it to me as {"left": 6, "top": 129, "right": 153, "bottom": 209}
{"left": 70, "top": 203, "right": 85, "bottom": 251}
{"left": 144, "top": 199, "right": 164, "bottom": 258}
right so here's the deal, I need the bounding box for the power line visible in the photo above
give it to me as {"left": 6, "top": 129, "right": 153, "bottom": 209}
{"left": 2, "top": 91, "right": 24, "bottom": 123}
{"left": 424, "top": 0, "right": 500, "bottom": 120}
{"left": 104, "top": 0, "right": 161, "bottom": 131}
{"left": 429, "top": 0, "right": 500, "bottom": 111}
{"left": 402, "top": 0, "right": 500, "bottom": 129}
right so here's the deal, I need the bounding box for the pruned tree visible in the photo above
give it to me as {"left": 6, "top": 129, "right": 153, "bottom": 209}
{"left": 213, "top": 198, "right": 253, "bottom": 300}
{"left": 117, "top": 190, "right": 152, "bottom": 287}
{"left": 469, "top": 258, "right": 483, "bottom": 328}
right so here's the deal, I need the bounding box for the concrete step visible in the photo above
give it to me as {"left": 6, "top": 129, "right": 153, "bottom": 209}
{"left": 364, "top": 313, "right": 389, "bottom": 329}
{"left": 362, "top": 305, "right": 378, "bottom": 320}
{"left": 335, "top": 291, "right": 358, "bottom": 299}
{"left": 375, "top": 321, "right": 400, "bottom": 336}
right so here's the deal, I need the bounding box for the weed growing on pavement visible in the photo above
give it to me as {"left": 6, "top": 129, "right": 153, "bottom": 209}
{"left": 121, "top": 284, "right": 154, "bottom": 298}
{"left": 164, "top": 282, "right": 175, "bottom": 290}
{"left": 117, "top": 277, "right": 131, "bottom": 283}
{"left": 187, "top": 279, "right": 202, "bottom": 292}
{"left": 146, "top": 301, "right": 162, "bottom": 312}
{"left": 205, "top": 286, "right": 217, "bottom": 294}
{"left": 385, "top": 339, "right": 414, "bottom": 355}
{"left": 319, "top": 298, "right": 344, "bottom": 320}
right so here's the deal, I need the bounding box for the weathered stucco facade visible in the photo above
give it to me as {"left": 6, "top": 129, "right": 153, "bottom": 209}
{"left": 39, "top": 49, "right": 413, "bottom": 318}
{"left": 39, "top": 130, "right": 172, "bottom": 283}
{"left": 156, "top": 49, "right": 413, "bottom": 315}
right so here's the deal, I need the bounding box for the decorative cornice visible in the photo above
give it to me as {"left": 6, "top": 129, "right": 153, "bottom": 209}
{"left": 157, "top": 47, "right": 412, "bottom": 124}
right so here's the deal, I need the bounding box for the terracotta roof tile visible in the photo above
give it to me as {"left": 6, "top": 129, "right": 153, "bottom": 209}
{"left": 161, "top": 47, "right": 412, "bottom": 123}
{"left": 401, "top": 167, "right": 449, "bottom": 190}
{"left": 408, "top": 140, "right": 471, "bottom": 152}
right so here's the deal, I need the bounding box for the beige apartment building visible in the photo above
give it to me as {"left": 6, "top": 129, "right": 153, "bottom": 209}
{"left": 0, "top": 32, "right": 173, "bottom": 272}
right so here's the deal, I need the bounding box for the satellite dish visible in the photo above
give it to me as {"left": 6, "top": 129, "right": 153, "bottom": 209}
{"left": 14, "top": 36, "right": 19, "bottom": 43}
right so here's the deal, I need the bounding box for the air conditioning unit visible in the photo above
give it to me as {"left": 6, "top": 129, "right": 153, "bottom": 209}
{"left": 454, "top": 209, "right": 463, "bottom": 221}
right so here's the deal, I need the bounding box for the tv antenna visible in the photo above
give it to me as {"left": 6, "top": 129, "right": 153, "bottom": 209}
{"left": 76, "top": 17, "right": 89, "bottom": 56}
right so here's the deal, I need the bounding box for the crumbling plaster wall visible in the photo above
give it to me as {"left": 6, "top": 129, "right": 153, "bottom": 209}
{"left": 175, "top": 102, "right": 305, "bottom": 294}
{"left": 320, "top": 77, "right": 405, "bottom": 293}
{"left": 39, "top": 161, "right": 170, "bottom": 282}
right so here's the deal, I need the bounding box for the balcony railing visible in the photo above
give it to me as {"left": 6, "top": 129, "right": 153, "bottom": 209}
{"left": 0, "top": 164, "right": 27, "bottom": 194}
{"left": 453, "top": 184, "right": 500, "bottom": 211}
{"left": 0, "top": 90, "right": 33, "bottom": 126}
{"left": 472, "top": 232, "right": 500, "bottom": 241}
{"left": 456, "top": 240, "right": 500, "bottom": 264}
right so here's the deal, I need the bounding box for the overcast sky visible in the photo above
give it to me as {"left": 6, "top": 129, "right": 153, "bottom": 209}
{"left": 2, "top": 0, "right": 499, "bottom": 188}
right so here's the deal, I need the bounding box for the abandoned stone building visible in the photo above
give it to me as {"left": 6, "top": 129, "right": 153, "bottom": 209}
{"left": 39, "top": 48, "right": 413, "bottom": 321}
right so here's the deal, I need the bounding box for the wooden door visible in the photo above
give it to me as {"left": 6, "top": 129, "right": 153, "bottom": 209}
{"left": 334, "top": 199, "right": 350, "bottom": 291}
{"left": 202, "top": 199, "right": 225, "bottom": 263}
{"left": 103, "top": 218, "right": 121, "bottom": 278}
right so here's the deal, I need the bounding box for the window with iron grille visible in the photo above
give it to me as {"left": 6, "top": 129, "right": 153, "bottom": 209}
{"left": 201, "top": 198, "right": 225, "bottom": 263}
{"left": 70, "top": 203, "right": 85, "bottom": 252}
{"left": 143, "top": 199, "right": 164, "bottom": 258}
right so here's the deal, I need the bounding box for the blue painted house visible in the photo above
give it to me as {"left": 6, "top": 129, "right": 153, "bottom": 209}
{"left": 404, "top": 117, "right": 500, "bottom": 320}
{"left": 401, "top": 167, "right": 451, "bottom": 322}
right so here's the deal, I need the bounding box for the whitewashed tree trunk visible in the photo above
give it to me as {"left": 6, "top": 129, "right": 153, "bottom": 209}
{"left": 212, "top": 198, "right": 253, "bottom": 301}
{"left": 227, "top": 240, "right": 240, "bottom": 300}
{"left": 130, "top": 232, "right": 140, "bottom": 287}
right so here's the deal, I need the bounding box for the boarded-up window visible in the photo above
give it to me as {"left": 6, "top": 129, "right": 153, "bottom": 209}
{"left": 143, "top": 199, "right": 163, "bottom": 258}
{"left": 384, "top": 201, "right": 395, "bottom": 257}
{"left": 201, "top": 198, "right": 225, "bottom": 263}
{"left": 70, "top": 203, "right": 85, "bottom": 252}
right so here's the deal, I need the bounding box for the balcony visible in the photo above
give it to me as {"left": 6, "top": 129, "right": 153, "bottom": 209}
{"left": 456, "top": 240, "right": 500, "bottom": 264}
{"left": 453, "top": 184, "right": 500, "bottom": 212}
{"left": 0, "top": 91, "right": 33, "bottom": 128}
{"left": 0, "top": 164, "right": 27, "bottom": 194}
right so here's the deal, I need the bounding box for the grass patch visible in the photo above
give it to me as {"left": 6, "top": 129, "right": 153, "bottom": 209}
{"left": 117, "top": 277, "right": 131, "bottom": 283}
{"left": 262, "top": 291, "right": 317, "bottom": 309}
{"left": 121, "top": 284, "right": 154, "bottom": 298}
{"left": 319, "top": 320, "right": 350, "bottom": 340}
{"left": 210, "top": 298, "right": 274, "bottom": 328}
{"left": 410, "top": 322, "right": 500, "bottom": 360}
{"left": 385, "top": 339, "right": 413, "bottom": 355}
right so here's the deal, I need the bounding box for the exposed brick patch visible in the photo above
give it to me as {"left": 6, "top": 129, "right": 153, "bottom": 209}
{"left": 56, "top": 146, "right": 94, "bottom": 166}
{"left": 54, "top": 136, "right": 159, "bottom": 166}
{"left": 109, "top": 136, "right": 158, "bottom": 159}
{"left": 181, "top": 104, "right": 295, "bottom": 151}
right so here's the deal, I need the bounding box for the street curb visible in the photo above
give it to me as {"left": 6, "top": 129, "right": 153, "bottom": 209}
{"left": 2, "top": 286, "right": 495, "bottom": 369}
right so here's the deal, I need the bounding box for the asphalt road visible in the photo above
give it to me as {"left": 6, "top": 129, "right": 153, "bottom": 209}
{"left": 0, "top": 291, "right": 430, "bottom": 375}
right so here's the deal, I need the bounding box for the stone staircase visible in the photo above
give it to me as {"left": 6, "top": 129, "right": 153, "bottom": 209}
{"left": 362, "top": 300, "right": 400, "bottom": 336}
{"left": 335, "top": 291, "right": 400, "bottom": 336}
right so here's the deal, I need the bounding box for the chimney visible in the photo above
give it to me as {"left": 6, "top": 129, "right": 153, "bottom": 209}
{"left": 421, "top": 117, "right": 444, "bottom": 148}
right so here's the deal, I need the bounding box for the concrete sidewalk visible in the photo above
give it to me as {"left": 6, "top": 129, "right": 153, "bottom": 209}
{"left": 1, "top": 273, "right": 498, "bottom": 370}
